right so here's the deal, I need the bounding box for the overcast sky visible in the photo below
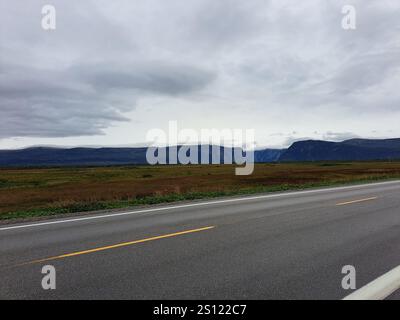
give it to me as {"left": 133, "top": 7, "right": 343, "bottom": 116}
{"left": 1, "top": 0, "right": 400, "bottom": 149}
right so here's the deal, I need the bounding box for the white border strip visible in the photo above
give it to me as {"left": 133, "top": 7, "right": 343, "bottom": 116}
{"left": 1, "top": 180, "right": 399, "bottom": 232}
{"left": 343, "top": 265, "right": 400, "bottom": 300}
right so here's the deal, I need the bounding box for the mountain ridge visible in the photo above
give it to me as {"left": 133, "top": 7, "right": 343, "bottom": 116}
{"left": 1, "top": 138, "right": 400, "bottom": 167}
{"left": 279, "top": 138, "right": 400, "bottom": 161}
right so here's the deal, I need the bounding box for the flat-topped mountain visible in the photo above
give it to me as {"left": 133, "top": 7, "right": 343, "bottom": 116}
{"left": 1, "top": 138, "right": 400, "bottom": 167}
{"left": 279, "top": 138, "right": 400, "bottom": 161}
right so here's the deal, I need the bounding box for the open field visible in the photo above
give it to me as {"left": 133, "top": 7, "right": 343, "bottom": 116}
{"left": 1, "top": 162, "right": 400, "bottom": 221}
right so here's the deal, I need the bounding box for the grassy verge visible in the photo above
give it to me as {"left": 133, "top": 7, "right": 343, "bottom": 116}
{"left": 1, "top": 174, "right": 399, "bottom": 222}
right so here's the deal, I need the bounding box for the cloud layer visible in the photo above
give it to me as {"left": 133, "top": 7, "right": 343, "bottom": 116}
{"left": 1, "top": 0, "right": 400, "bottom": 147}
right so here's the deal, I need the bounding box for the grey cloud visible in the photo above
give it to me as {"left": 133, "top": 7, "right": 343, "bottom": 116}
{"left": 75, "top": 63, "right": 215, "bottom": 95}
{"left": 281, "top": 131, "right": 359, "bottom": 147}
{"left": 0, "top": 60, "right": 214, "bottom": 138}
{"left": 184, "top": 0, "right": 265, "bottom": 49}
{"left": 0, "top": 57, "right": 214, "bottom": 138}
{"left": 1, "top": 0, "right": 400, "bottom": 146}
{"left": 0, "top": 0, "right": 216, "bottom": 139}
{"left": 322, "top": 132, "right": 359, "bottom": 141}
{"left": 319, "top": 52, "right": 400, "bottom": 96}
{"left": 282, "top": 136, "right": 314, "bottom": 148}
{"left": 230, "top": 1, "right": 400, "bottom": 116}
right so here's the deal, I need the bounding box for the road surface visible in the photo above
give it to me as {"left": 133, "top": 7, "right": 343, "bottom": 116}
{"left": 1, "top": 180, "right": 400, "bottom": 299}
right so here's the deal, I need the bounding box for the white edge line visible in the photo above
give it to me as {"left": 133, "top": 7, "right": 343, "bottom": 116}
{"left": 1, "top": 180, "right": 399, "bottom": 232}
{"left": 343, "top": 265, "right": 400, "bottom": 300}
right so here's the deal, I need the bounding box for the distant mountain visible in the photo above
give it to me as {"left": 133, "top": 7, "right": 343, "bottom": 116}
{"left": 0, "top": 145, "right": 243, "bottom": 167}
{"left": 341, "top": 138, "right": 400, "bottom": 149}
{"left": 1, "top": 138, "right": 400, "bottom": 167}
{"left": 254, "top": 149, "right": 285, "bottom": 162}
{"left": 0, "top": 147, "right": 149, "bottom": 167}
{"left": 279, "top": 138, "right": 400, "bottom": 161}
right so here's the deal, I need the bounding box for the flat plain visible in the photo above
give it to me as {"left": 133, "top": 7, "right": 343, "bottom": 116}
{"left": 1, "top": 162, "right": 400, "bottom": 220}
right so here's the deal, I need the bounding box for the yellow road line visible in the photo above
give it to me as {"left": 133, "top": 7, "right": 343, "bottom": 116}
{"left": 336, "top": 196, "right": 378, "bottom": 206}
{"left": 20, "top": 226, "right": 215, "bottom": 265}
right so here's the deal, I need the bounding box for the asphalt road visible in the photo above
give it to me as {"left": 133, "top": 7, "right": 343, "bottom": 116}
{"left": 1, "top": 180, "right": 400, "bottom": 300}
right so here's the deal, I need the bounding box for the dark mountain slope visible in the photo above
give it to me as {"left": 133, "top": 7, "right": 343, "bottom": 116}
{"left": 0, "top": 145, "right": 243, "bottom": 167}
{"left": 254, "top": 149, "right": 285, "bottom": 162}
{"left": 1, "top": 138, "right": 400, "bottom": 166}
{"left": 342, "top": 138, "right": 400, "bottom": 149}
{"left": 279, "top": 139, "right": 400, "bottom": 161}
{"left": 0, "top": 147, "right": 149, "bottom": 167}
